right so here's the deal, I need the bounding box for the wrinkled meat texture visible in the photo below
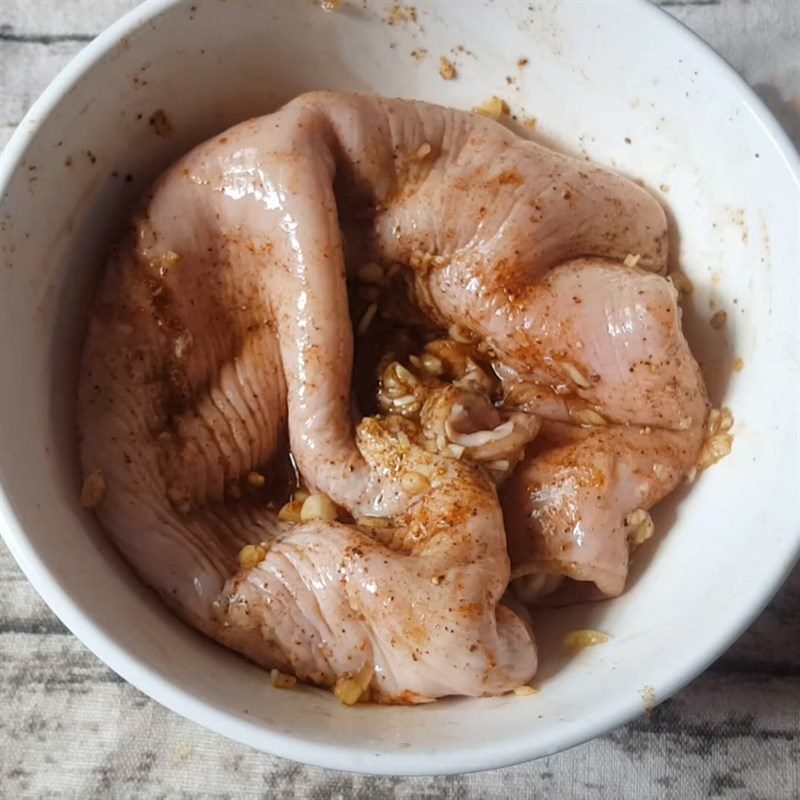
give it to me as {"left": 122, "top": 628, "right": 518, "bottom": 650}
{"left": 78, "top": 92, "right": 705, "bottom": 700}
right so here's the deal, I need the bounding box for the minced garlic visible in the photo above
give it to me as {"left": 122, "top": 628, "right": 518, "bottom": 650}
{"left": 270, "top": 668, "right": 297, "bottom": 689}
{"left": 573, "top": 408, "right": 606, "bottom": 426}
{"left": 473, "top": 96, "right": 509, "bottom": 120}
{"left": 560, "top": 361, "right": 592, "bottom": 389}
{"left": 625, "top": 508, "right": 654, "bottom": 547}
{"left": 439, "top": 57, "right": 457, "bottom": 80}
{"left": 300, "top": 493, "right": 338, "bottom": 522}
{"left": 81, "top": 470, "right": 107, "bottom": 510}
{"left": 407, "top": 142, "right": 432, "bottom": 162}
{"left": 239, "top": 544, "right": 267, "bottom": 568}
{"left": 710, "top": 310, "right": 728, "bottom": 330}
{"left": 357, "top": 302, "right": 379, "bottom": 336}
{"left": 562, "top": 630, "right": 611, "bottom": 650}
{"left": 278, "top": 500, "right": 303, "bottom": 523}
{"left": 697, "top": 433, "right": 733, "bottom": 470}
{"left": 401, "top": 470, "right": 430, "bottom": 495}
{"left": 334, "top": 662, "right": 374, "bottom": 706}
{"left": 247, "top": 470, "right": 266, "bottom": 487}
{"left": 697, "top": 407, "right": 734, "bottom": 470}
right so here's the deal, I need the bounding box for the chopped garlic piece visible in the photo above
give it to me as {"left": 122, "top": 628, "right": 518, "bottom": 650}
{"left": 421, "top": 353, "right": 444, "bottom": 376}
{"left": 573, "top": 408, "right": 606, "bottom": 426}
{"left": 278, "top": 500, "right": 303, "bottom": 523}
{"left": 394, "top": 363, "right": 418, "bottom": 385}
{"left": 334, "top": 662, "right": 374, "bottom": 706}
{"left": 81, "top": 470, "right": 107, "bottom": 510}
{"left": 560, "top": 361, "right": 592, "bottom": 389}
{"left": 513, "top": 685, "right": 539, "bottom": 697}
{"left": 562, "top": 630, "right": 611, "bottom": 650}
{"left": 239, "top": 544, "right": 267, "bottom": 568}
{"left": 473, "top": 96, "right": 510, "bottom": 120}
{"left": 270, "top": 668, "right": 297, "bottom": 689}
{"left": 447, "top": 443, "right": 466, "bottom": 459}
{"left": 439, "top": 57, "right": 457, "bottom": 80}
{"left": 623, "top": 253, "right": 641, "bottom": 268}
{"left": 625, "top": 508, "right": 654, "bottom": 546}
{"left": 710, "top": 310, "right": 727, "bottom": 330}
{"left": 706, "top": 407, "right": 734, "bottom": 437}
{"left": 408, "top": 142, "right": 432, "bottom": 162}
{"left": 697, "top": 433, "right": 733, "bottom": 470}
{"left": 401, "top": 470, "right": 431, "bottom": 495}
{"left": 300, "top": 493, "right": 338, "bottom": 522}
{"left": 247, "top": 470, "right": 266, "bottom": 487}
{"left": 357, "top": 302, "right": 378, "bottom": 336}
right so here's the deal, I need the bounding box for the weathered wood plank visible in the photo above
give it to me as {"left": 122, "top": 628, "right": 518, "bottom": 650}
{"left": 664, "top": 0, "right": 800, "bottom": 148}
{"left": 0, "top": 0, "right": 138, "bottom": 148}
{"left": 0, "top": 0, "right": 137, "bottom": 37}
{"left": 1, "top": 619, "right": 798, "bottom": 799}
{"left": 2, "top": 539, "right": 798, "bottom": 799}
{"left": 2, "top": 0, "right": 797, "bottom": 150}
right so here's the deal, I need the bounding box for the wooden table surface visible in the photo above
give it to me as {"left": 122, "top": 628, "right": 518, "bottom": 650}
{"left": 1, "top": 1, "right": 798, "bottom": 797}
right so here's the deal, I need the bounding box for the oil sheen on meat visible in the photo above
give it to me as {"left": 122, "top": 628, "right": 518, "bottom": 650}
{"left": 77, "top": 93, "right": 707, "bottom": 701}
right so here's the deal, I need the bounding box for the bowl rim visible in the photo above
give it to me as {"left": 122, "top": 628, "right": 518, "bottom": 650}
{"left": 0, "top": 0, "right": 798, "bottom": 776}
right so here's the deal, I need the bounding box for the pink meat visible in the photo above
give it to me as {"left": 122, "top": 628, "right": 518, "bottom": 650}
{"left": 78, "top": 92, "right": 706, "bottom": 699}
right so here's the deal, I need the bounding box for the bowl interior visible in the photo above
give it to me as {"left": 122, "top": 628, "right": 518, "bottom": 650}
{"left": 1, "top": 0, "right": 798, "bottom": 775}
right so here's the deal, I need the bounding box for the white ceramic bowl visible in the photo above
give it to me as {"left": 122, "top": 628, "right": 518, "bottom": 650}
{"left": 1, "top": 0, "right": 798, "bottom": 776}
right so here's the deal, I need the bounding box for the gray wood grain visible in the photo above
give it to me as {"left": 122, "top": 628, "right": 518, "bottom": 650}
{"left": 1, "top": 1, "right": 798, "bottom": 797}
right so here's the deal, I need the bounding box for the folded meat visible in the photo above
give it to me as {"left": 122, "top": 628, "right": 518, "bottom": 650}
{"left": 503, "top": 422, "right": 702, "bottom": 600}
{"left": 78, "top": 92, "right": 706, "bottom": 700}
{"left": 219, "top": 417, "right": 536, "bottom": 699}
{"left": 494, "top": 262, "right": 707, "bottom": 599}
